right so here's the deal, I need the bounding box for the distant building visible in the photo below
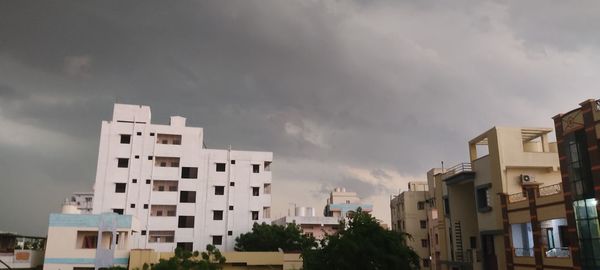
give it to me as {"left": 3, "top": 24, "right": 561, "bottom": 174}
{"left": 323, "top": 187, "right": 372, "bottom": 218}
{"left": 390, "top": 181, "right": 430, "bottom": 269}
{"left": 43, "top": 212, "right": 141, "bottom": 270}
{"left": 0, "top": 232, "right": 45, "bottom": 269}
{"left": 64, "top": 192, "right": 94, "bottom": 214}
{"left": 272, "top": 206, "right": 340, "bottom": 240}
{"left": 90, "top": 104, "right": 273, "bottom": 252}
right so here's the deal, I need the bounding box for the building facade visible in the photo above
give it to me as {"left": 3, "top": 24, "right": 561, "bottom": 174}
{"left": 43, "top": 213, "right": 140, "bottom": 270}
{"left": 272, "top": 206, "right": 340, "bottom": 240}
{"left": 65, "top": 192, "right": 94, "bottom": 214}
{"left": 390, "top": 181, "right": 431, "bottom": 269}
{"left": 323, "top": 187, "right": 372, "bottom": 218}
{"left": 431, "top": 127, "right": 567, "bottom": 270}
{"left": 553, "top": 99, "right": 600, "bottom": 270}
{"left": 91, "top": 104, "right": 273, "bottom": 252}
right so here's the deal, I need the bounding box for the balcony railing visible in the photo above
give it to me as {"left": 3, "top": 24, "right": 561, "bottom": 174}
{"left": 508, "top": 192, "right": 527, "bottom": 203}
{"left": 442, "top": 163, "right": 472, "bottom": 179}
{"left": 514, "top": 248, "right": 534, "bottom": 257}
{"left": 544, "top": 247, "right": 571, "bottom": 258}
{"left": 538, "top": 183, "right": 562, "bottom": 197}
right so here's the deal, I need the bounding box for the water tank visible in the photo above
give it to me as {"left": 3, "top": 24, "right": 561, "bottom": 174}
{"left": 295, "top": 206, "right": 315, "bottom": 217}
{"left": 61, "top": 204, "right": 81, "bottom": 214}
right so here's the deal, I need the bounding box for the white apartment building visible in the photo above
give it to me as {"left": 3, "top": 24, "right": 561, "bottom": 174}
{"left": 65, "top": 192, "right": 94, "bottom": 214}
{"left": 91, "top": 104, "right": 273, "bottom": 252}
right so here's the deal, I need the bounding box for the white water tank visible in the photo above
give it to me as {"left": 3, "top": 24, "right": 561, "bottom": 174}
{"left": 61, "top": 203, "right": 81, "bottom": 214}
{"left": 295, "top": 206, "right": 315, "bottom": 217}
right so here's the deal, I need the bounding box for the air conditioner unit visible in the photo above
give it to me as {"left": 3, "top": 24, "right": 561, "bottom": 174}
{"left": 521, "top": 174, "right": 535, "bottom": 185}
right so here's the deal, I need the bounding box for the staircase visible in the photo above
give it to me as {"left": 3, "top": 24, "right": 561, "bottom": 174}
{"left": 454, "top": 221, "right": 464, "bottom": 262}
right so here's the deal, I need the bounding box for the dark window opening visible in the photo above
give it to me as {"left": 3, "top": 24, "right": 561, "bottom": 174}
{"left": 252, "top": 164, "right": 260, "bottom": 173}
{"left": 420, "top": 220, "right": 427, "bottom": 229}
{"left": 141, "top": 230, "right": 147, "bottom": 236}
{"left": 113, "top": 209, "right": 124, "bottom": 215}
{"left": 229, "top": 205, "right": 234, "bottom": 211}
{"left": 149, "top": 132, "right": 155, "bottom": 136}
{"left": 136, "top": 132, "right": 142, "bottom": 136}
{"left": 212, "top": 235, "right": 222, "bottom": 245}
{"left": 228, "top": 231, "right": 233, "bottom": 236}
{"left": 117, "top": 158, "right": 129, "bottom": 168}
{"left": 215, "top": 186, "right": 225, "bottom": 195}
{"left": 216, "top": 163, "right": 226, "bottom": 172}
{"left": 180, "top": 191, "right": 196, "bottom": 203}
{"left": 115, "top": 183, "right": 126, "bottom": 193}
{"left": 130, "top": 204, "right": 135, "bottom": 208}
{"left": 181, "top": 167, "right": 198, "bottom": 179}
{"left": 135, "top": 155, "right": 139, "bottom": 159}
{"left": 230, "top": 182, "right": 235, "bottom": 187}
{"left": 120, "top": 134, "right": 131, "bottom": 144}
{"left": 177, "top": 242, "right": 193, "bottom": 252}
{"left": 252, "top": 187, "right": 260, "bottom": 196}
{"left": 146, "top": 179, "right": 151, "bottom": 184}
{"left": 251, "top": 211, "right": 259, "bottom": 220}
{"left": 476, "top": 184, "right": 492, "bottom": 212}
{"left": 231, "top": 160, "right": 236, "bottom": 165}
{"left": 178, "top": 216, "right": 195, "bottom": 228}
{"left": 132, "top": 179, "right": 137, "bottom": 183}
{"left": 213, "top": 210, "right": 224, "bottom": 220}
{"left": 143, "top": 204, "right": 148, "bottom": 209}
{"left": 417, "top": 202, "right": 425, "bottom": 210}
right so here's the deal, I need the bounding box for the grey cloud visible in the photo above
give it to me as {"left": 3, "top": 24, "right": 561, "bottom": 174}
{"left": 0, "top": 0, "right": 599, "bottom": 234}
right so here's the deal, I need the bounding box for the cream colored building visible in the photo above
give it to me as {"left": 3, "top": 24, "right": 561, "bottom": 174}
{"left": 437, "top": 127, "right": 563, "bottom": 270}
{"left": 390, "top": 181, "right": 431, "bottom": 269}
{"left": 323, "top": 187, "right": 372, "bottom": 218}
{"left": 128, "top": 249, "right": 302, "bottom": 270}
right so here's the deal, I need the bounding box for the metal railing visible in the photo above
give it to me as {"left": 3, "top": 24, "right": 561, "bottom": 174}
{"left": 543, "top": 247, "right": 571, "bottom": 258}
{"left": 538, "top": 183, "right": 562, "bottom": 197}
{"left": 442, "top": 163, "right": 472, "bottom": 179}
{"left": 514, "top": 248, "right": 534, "bottom": 257}
{"left": 508, "top": 192, "right": 527, "bottom": 203}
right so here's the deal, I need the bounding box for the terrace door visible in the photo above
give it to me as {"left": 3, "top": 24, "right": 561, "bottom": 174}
{"left": 482, "top": 235, "right": 498, "bottom": 270}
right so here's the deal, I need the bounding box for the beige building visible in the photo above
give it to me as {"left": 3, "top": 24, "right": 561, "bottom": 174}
{"left": 435, "top": 127, "right": 564, "bottom": 270}
{"left": 323, "top": 187, "right": 372, "bottom": 218}
{"left": 128, "top": 249, "right": 302, "bottom": 270}
{"left": 272, "top": 206, "right": 340, "bottom": 241}
{"left": 390, "top": 181, "right": 431, "bottom": 269}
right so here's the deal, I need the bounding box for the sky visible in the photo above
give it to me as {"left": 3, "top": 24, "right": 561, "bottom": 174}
{"left": 1, "top": 0, "right": 600, "bottom": 236}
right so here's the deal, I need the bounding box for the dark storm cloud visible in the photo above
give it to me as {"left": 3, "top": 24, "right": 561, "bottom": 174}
{"left": 1, "top": 0, "right": 600, "bottom": 233}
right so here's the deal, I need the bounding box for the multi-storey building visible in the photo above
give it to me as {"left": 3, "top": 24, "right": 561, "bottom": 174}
{"left": 323, "top": 187, "right": 372, "bottom": 218}
{"left": 432, "top": 127, "right": 569, "bottom": 270}
{"left": 91, "top": 104, "right": 273, "bottom": 252}
{"left": 553, "top": 99, "right": 600, "bottom": 270}
{"left": 425, "top": 168, "right": 448, "bottom": 270}
{"left": 390, "top": 181, "right": 431, "bottom": 269}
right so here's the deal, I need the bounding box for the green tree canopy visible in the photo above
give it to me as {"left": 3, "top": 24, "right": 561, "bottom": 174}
{"left": 234, "top": 222, "right": 317, "bottom": 252}
{"left": 302, "top": 208, "right": 420, "bottom": 270}
{"left": 152, "top": 244, "right": 226, "bottom": 270}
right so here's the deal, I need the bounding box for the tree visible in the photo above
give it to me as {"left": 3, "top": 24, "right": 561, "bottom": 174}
{"left": 302, "top": 208, "right": 420, "bottom": 270}
{"left": 152, "top": 245, "right": 226, "bottom": 270}
{"left": 235, "top": 222, "right": 317, "bottom": 252}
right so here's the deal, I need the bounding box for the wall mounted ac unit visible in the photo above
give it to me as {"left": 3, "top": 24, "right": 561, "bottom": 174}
{"left": 521, "top": 174, "right": 535, "bottom": 185}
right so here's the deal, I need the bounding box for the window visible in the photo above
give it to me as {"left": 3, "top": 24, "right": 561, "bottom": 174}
{"left": 264, "top": 183, "right": 271, "bottom": 194}
{"left": 422, "top": 259, "right": 430, "bottom": 268}
{"left": 212, "top": 235, "right": 223, "bottom": 245}
{"left": 476, "top": 184, "right": 492, "bottom": 212}
{"left": 213, "top": 210, "right": 223, "bottom": 220}
{"left": 216, "top": 163, "right": 226, "bottom": 172}
{"left": 115, "top": 183, "right": 127, "bottom": 193}
{"left": 146, "top": 179, "right": 151, "bottom": 184}
{"left": 141, "top": 230, "right": 147, "bottom": 236}
{"left": 135, "top": 155, "right": 139, "bottom": 159}
{"left": 148, "top": 231, "right": 174, "bottom": 243}
{"left": 263, "top": 207, "right": 271, "bottom": 219}
{"left": 132, "top": 179, "right": 137, "bottom": 183}
{"left": 148, "top": 156, "right": 153, "bottom": 160}
{"left": 470, "top": 236, "right": 477, "bottom": 249}
{"left": 150, "top": 132, "right": 155, "bottom": 136}
{"left": 214, "top": 186, "right": 225, "bottom": 195}
{"left": 178, "top": 216, "right": 195, "bottom": 228}
{"left": 120, "top": 134, "right": 131, "bottom": 144}
{"left": 180, "top": 191, "right": 196, "bottom": 203}
{"left": 417, "top": 201, "right": 425, "bottom": 210}
{"left": 443, "top": 197, "right": 450, "bottom": 215}
{"left": 113, "top": 209, "right": 124, "bottom": 215}
{"left": 420, "top": 220, "right": 427, "bottom": 229}
{"left": 117, "top": 158, "right": 129, "bottom": 168}
{"left": 228, "top": 231, "right": 233, "bottom": 236}
{"left": 177, "top": 242, "right": 193, "bottom": 252}
{"left": 251, "top": 211, "right": 259, "bottom": 220}
{"left": 130, "top": 204, "right": 135, "bottom": 208}
{"left": 229, "top": 205, "right": 234, "bottom": 210}
{"left": 230, "top": 182, "right": 235, "bottom": 187}
{"left": 136, "top": 132, "right": 142, "bottom": 136}
{"left": 252, "top": 187, "right": 260, "bottom": 196}
{"left": 231, "top": 160, "right": 236, "bottom": 164}
{"left": 421, "top": 239, "right": 428, "bottom": 247}
{"left": 143, "top": 204, "right": 148, "bottom": 209}
{"left": 264, "top": 161, "right": 272, "bottom": 171}
{"left": 78, "top": 232, "right": 98, "bottom": 249}
{"left": 252, "top": 164, "right": 260, "bottom": 173}
{"left": 181, "top": 167, "right": 198, "bottom": 179}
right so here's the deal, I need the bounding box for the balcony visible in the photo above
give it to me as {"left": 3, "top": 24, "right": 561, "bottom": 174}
{"left": 442, "top": 163, "right": 475, "bottom": 185}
